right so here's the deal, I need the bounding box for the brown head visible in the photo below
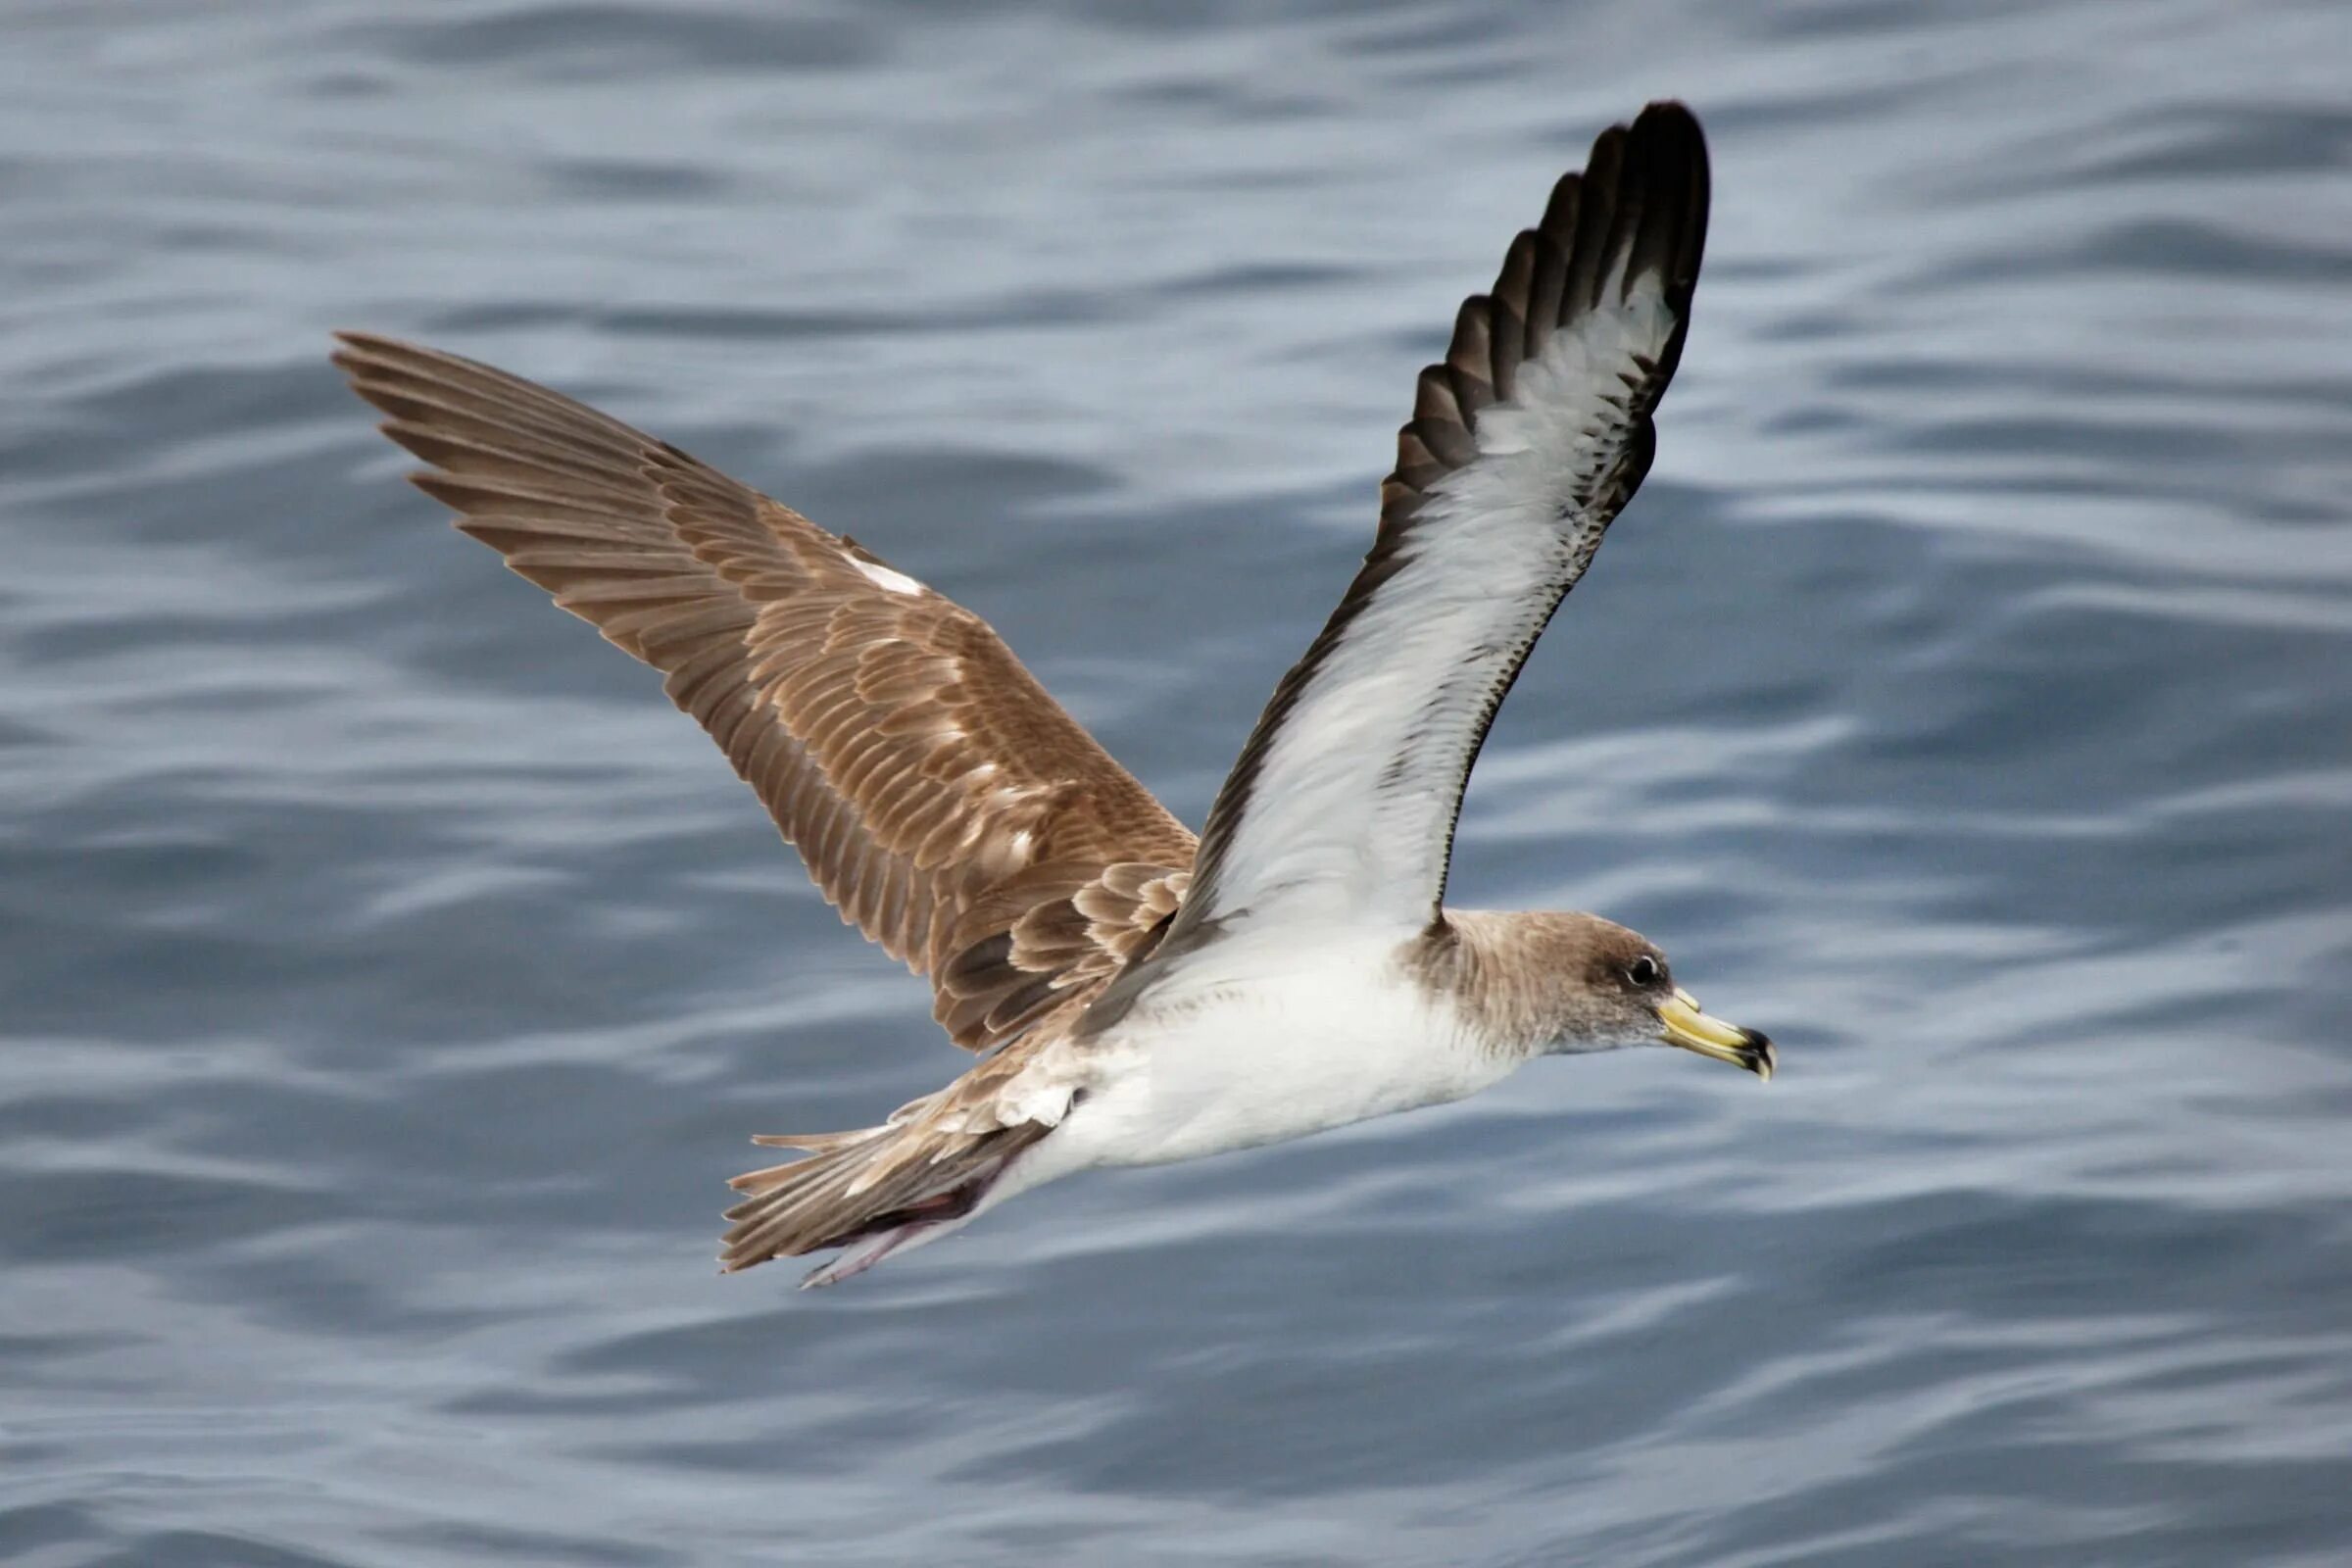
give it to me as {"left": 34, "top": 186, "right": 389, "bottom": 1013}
{"left": 1426, "top": 910, "right": 1774, "bottom": 1077}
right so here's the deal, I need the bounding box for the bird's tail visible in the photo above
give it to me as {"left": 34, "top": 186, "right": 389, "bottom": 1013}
{"left": 718, "top": 1114, "right": 1048, "bottom": 1284}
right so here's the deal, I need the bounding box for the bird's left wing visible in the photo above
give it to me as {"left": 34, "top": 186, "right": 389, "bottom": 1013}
{"left": 1161, "top": 102, "right": 1710, "bottom": 947}
{"left": 332, "top": 333, "right": 1195, "bottom": 1054}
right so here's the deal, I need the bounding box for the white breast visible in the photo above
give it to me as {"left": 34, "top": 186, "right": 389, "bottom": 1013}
{"left": 1038, "top": 930, "right": 1522, "bottom": 1171}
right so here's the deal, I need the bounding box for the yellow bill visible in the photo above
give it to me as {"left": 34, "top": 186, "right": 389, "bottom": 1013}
{"left": 1658, "top": 987, "right": 1775, "bottom": 1081}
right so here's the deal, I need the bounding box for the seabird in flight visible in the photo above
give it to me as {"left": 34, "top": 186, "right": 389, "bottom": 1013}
{"left": 335, "top": 100, "right": 1772, "bottom": 1288}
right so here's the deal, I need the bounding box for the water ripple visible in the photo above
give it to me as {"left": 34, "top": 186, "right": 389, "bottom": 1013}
{"left": 4, "top": 2, "right": 2349, "bottom": 1565}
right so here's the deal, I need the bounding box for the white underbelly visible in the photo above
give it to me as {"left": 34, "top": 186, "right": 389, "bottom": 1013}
{"left": 1041, "top": 939, "right": 1519, "bottom": 1171}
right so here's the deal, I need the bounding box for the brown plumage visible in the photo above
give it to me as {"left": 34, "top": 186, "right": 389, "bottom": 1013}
{"left": 332, "top": 331, "right": 1195, "bottom": 1056}
{"left": 332, "top": 332, "right": 1200, "bottom": 1268}
{"left": 333, "top": 101, "right": 1770, "bottom": 1286}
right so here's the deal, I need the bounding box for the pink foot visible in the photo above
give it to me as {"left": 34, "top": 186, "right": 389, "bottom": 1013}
{"left": 797, "top": 1221, "right": 932, "bottom": 1289}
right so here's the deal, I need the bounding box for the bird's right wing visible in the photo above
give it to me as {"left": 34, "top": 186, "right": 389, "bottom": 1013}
{"left": 1158, "top": 103, "right": 1710, "bottom": 951}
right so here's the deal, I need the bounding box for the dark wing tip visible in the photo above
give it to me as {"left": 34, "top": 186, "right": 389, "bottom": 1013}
{"left": 1621, "top": 100, "right": 1711, "bottom": 315}
{"left": 1631, "top": 98, "right": 1704, "bottom": 143}
{"left": 1385, "top": 102, "right": 1711, "bottom": 537}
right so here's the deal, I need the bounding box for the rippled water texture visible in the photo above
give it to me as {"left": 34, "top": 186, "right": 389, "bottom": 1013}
{"left": 6, "top": 3, "right": 2351, "bottom": 1564}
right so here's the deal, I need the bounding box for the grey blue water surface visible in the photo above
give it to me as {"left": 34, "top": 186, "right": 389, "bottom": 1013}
{"left": 6, "top": 3, "right": 2352, "bottom": 1565}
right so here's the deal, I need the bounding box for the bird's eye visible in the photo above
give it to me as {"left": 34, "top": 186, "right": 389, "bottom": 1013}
{"left": 1627, "top": 956, "right": 1661, "bottom": 987}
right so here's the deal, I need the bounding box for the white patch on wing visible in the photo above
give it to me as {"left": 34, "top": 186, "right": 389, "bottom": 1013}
{"left": 1189, "top": 274, "right": 1678, "bottom": 932}
{"left": 854, "top": 558, "right": 925, "bottom": 596}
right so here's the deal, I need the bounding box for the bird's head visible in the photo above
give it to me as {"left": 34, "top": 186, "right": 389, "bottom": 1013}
{"left": 1446, "top": 910, "right": 1774, "bottom": 1078}
{"left": 1579, "top": 918, "right": 1774, "bottom": 1079}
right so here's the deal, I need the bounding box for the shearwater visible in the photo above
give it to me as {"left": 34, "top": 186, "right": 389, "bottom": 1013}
{"left": 335, "top": 101, "right": 1773, "bottom": 1289}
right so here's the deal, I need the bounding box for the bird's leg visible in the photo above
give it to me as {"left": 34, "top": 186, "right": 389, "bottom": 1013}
{"left": 799, "top": 1215, "right": 956, "bottom": 1289}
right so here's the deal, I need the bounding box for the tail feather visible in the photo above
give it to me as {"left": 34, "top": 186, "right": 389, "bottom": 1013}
{"left": 717, "top": 1117, "right": 1048, "bottom": 1276}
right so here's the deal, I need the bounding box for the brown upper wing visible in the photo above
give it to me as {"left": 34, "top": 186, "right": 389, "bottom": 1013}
{"left": 332, "top": 332, "right": 1195, "bottom": 1050}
